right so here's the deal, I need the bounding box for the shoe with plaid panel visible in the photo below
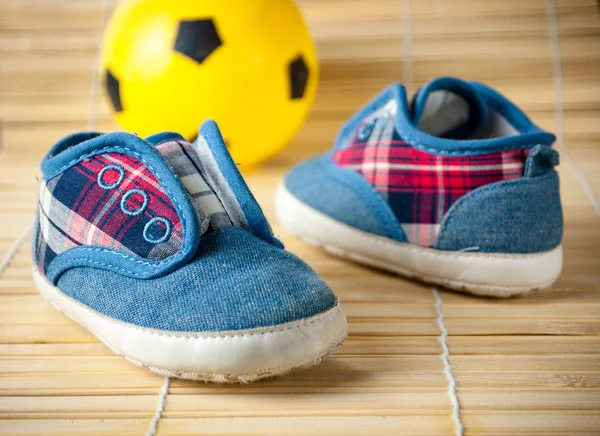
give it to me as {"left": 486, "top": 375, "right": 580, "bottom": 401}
{"left": 276, "top": 77, "right": 563, "bottom": 297}
{"left": 32, "top": 120, "right": 347, "bottom": 382}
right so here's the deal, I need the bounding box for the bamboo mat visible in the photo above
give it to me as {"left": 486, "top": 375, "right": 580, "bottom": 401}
{"left": 1, "top": 0, "right": 600, "bottom": 435}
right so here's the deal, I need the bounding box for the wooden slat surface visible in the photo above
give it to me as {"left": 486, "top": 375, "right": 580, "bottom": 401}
{"left": 1, "top": 0, "right": 600, "bottom": 434}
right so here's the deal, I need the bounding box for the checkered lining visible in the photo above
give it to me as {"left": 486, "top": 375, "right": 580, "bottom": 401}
{"left": 333, "top": 100, "right": 529, "bottom": 247}
{"left": 155, "top": 140, "right": 232, "bottom": 232}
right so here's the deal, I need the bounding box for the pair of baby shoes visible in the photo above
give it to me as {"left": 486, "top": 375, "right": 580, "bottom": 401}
{"left": 33, "top": 77, "right": 562, "bottom": 381}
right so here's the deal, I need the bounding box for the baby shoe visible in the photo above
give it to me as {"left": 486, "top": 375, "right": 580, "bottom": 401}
{"left": 33, "top": 120, "right": 347, "bottom": 382}
{"left": 276, "top": 77, "right": 563, "bottom": 297}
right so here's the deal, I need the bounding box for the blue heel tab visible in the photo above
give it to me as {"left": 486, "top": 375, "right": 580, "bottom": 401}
{"left": 40, "top": 131, "right": 202, "bottom": 283}
{"left": 525, "top": 145, "right": 560, "bottom": 178}
{"left": 197, "top": 120, "right": 283, "bottom": 248}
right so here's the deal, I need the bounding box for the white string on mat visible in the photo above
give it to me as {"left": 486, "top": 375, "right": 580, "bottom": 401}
{"left": 146, "top": 376, "right": 170, "bottom": 436}
{"left": 400, "top": 2, "right": 463, "bottom": 434}
{"left": 0, "top": 225, "right": 33, "bottom": 278}
{"left": 433, "top": 288, "right": 464, "bottom": 436}
{"left": 546, "top": 0, "right": 600, "bottom": 214}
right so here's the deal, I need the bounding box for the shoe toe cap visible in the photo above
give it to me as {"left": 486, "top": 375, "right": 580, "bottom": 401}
{"left": 56, "top": 227, "right": 337, "bottom": 332}
{"left": 284, "top": 153, "right": 404, "bottom": 240}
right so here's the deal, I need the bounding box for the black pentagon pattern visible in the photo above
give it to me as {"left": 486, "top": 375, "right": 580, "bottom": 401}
{"left": 105, "top": 69, "right": 123, "bottom": 112}
{"left": 288, "top": 55, "right": 309, "bottom": 100}
{"left": 174, "top": 19, "right": 222, "bottom": 64}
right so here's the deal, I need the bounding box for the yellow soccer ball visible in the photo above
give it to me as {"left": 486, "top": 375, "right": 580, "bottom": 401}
{"left": 102, "top": 0, "right": 318, "bottom": 167}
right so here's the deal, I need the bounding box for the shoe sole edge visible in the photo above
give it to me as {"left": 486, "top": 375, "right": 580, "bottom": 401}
{"left": 33, "top": 269, "right": 348, "bottom": 383}
{"left": 275, "top": 183, "right": 563, "bottom": 298}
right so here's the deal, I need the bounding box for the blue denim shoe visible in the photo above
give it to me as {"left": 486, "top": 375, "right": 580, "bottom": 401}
{"left": 276, "top": 77, "right": 563, "bottom": 297}
{"left": 33, "top": 120, "right": 347, "bottom": 382}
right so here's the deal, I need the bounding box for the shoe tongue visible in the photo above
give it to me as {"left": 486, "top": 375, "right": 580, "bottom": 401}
{"left": 410, "top": 77, "right": 488, "bottom": 139}
{"left": 192, "top": 120, "right": 282, "bottom": 247}
{"left": 146, "top": 123, "right": 282, "bottom": 247}
{"left": 146, "top": 132, "right": 236, "bottom": 234}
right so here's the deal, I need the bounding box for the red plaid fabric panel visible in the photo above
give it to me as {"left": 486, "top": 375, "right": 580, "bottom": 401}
{"left": 333, "top": 107, "right": 528, "bottom": 247}
{"left": 36, "top": 152, "right": 184, "bottom": 272}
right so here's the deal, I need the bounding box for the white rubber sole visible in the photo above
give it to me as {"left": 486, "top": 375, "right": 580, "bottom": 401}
{"left": 275, "top": 184, "right": 563, "bottom": 298}
{"left": 33, "top": 269, "right": 348, "bottom": 383}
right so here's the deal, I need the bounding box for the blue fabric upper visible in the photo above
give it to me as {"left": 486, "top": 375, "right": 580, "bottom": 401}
{"left": 283, "top": 77, "right": 563, "bottom": 254}
{"left": 57, "top": 227, "right": 336, "bottom": 332}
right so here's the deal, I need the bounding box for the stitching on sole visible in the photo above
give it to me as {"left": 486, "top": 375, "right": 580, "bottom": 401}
{"left": 314, "top": 237, "right": 554, "bottom": 297}
{"left": 126, "top": 335, "right": 348, "bottom": 383}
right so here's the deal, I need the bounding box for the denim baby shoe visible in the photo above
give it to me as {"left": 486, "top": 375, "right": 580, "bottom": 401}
{"left": 276, "top": 77, "right": 563, "bottom": 297}
{"left": 32, "top": 120, "right": 347, "bottom": 382}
